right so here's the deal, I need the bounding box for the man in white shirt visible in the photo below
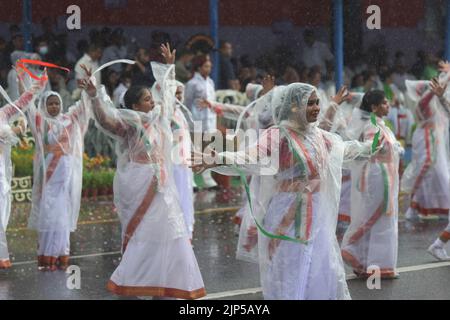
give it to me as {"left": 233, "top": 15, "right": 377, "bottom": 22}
{"left": 73, "top": 43, "right": 102, "bottom": 101}
{"left": 184, "top": 55, "right": 218, "bottom": 188}
{"left": 301, "top": 29, "right": 334, "bottom": 76}
{"left": 184, "top": 56, "right": 217, "bottom": 134}
{"left": 113, "top": 72, "right": 131, "bottom": 108}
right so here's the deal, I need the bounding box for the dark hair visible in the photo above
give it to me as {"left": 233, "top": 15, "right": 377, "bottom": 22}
{"left": 303, "top": 29, "right": 314, "bottom": 38}
{"left": 88, "top": 42, "right": 103, "bottom": 53}
{"left": 135, "top": 47, "right": 149, "bottom": 57}
{"left": 192, "top": 54, "right": 209, "bottom": 72}
{"left": 219, "top": 40, "right": 231, "bottom": 49}
{"left": 380, "top": 68, "right": 395, "bottom": 82}
{"left": 308, "top": 67, "right": 321, "bottom": 80}
{"left": 123, "top": 86, "right": 148, "bottom": 110}
{"left": 77, "top": 39, "right": 89, "bottom": 53}
{"left": 9, "top": 24, "right": 20, "bottom": 33}
{"left": 360, "top": 90, "right": 385, "bottom": 113}
{"left": 177, "top": 48, "right": 193, "bottom": 57}
{"left": 120, "top": 71, "right": 132, "bottom": 82}
{"left": 12, "top": 34, "right": 23, "bottom": 41}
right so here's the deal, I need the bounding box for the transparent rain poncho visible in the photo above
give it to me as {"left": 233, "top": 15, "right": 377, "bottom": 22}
{"left": 162, "top": 80, "right": 196, "bottom": 238}
{"left": 0, "top": 81, "right": 45, "bottom": 265}
{"left": 341, "top": 108, "right": 402, "bottom": 276}
{"left": 330, "top": 92, "right": 364, "bottom": 137}
{"left": 232, "top": 85, "right": 283, "bottom": 264}
{"left": 211, "top": 83, "right": 376, "bottom": 300}
{"left": 26, "top": 82, "right": 93, "bottom": 232}
{"left": 401, "top": 77, "right": 450, "bottom": 216}
{"left": 324, "top": 92, "right": 365, "bottom": 223}
{"left": 91, "top": 62, "right": 205, "bottom": 298}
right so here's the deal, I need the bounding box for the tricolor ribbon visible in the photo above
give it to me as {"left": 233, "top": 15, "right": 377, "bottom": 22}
{"left": 232, "top": 126, "right": 310, "bottom": 245}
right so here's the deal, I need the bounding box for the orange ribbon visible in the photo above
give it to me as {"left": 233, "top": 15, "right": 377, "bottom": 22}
{"left": 16, "top": 59, "right": 70, "bottom": 81}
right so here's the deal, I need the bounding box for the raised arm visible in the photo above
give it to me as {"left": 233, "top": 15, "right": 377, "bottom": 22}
{"left": 201, "top": 99, "right": 245, "bottom": 116}
{"left": 151, "top": 43, "right": 178, "bottom": 120}
{"left": 79, "top": 74, "right": 128, "bottom": 139}
{"left": 319, "top": 86, "right": 349, "bottom": 132}
{"left": 430, "top": 77, "right": 450, "bottom": 117}
{"left": 0, "top": 75, "right": 47, "bottom": 124}
{"left": 191, "top": 127, "right": 280, "bottom": 177}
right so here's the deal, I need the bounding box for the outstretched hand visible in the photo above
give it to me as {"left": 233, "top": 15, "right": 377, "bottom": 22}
{"left": 79, "top": 64, "right": 97, "bottom": 97}
{"left": 430, "top": 77, "right": 447, "bottom": 98}
{"left": 28, "top": 69, "right": 48, "bottom": 95}
{"left": 189, "top": 150, "right": 217, "bottom": 174}
{"left": 161, "top": 42, "right": 176, "bottom": 65}
{"left": 197, "top": 98, "right": 212, "bottom": 110}
{"left": 332, "top": 86, "right": 349, "bottom": 105}
{"left": 79, "top": 78, "right": 97, "bottom": 98}
{"left": 12, "top": 118, "right": 26, "bottom": 136}
{"left": 80, "top": 64, "right": 93, "bottom": 78}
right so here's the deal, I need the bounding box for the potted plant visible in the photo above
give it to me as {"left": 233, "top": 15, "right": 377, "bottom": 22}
{"left": 107, "top": 170, "right": 114, "bottom": 196}
{"left": 82, "top": 171, "right": 92, "bottom": 199}
{"left": 90, "top": 171, "right": 100, "bottom": 200}
{"left": 98, "top": 170, "right": 109, "bottom": 196}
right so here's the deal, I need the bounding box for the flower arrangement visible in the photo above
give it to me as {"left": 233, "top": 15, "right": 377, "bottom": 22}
{"left": 82, "top": 154, "right": 115, "bottom": 198}
{"left": 83, "top": 153, "right": 111, "bottom": 170}
{"left": 11, "top": 140, "right": 34, "bottom": 177}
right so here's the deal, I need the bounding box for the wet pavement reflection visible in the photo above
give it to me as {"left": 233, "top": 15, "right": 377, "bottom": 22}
{"left": 1, "top": 188, "right": 449, "bottom": 300}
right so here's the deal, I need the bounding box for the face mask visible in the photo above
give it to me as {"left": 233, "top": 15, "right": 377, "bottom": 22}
{"left": 39, "top": 46, "right": 49, "bottom": 56}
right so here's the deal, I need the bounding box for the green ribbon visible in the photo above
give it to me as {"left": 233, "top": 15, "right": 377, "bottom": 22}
{"left": 232, "top": 126, "right": 310, "bottom": 245}
{"left": 379, "top": 163, "right": 390, "bottom": 214}
{"left": 370, "top": 113, "right": 381, "bottom": 154}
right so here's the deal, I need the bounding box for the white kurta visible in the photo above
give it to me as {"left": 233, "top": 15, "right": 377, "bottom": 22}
{"left": 184, "top": 72, "right": 217, "bottom": 133}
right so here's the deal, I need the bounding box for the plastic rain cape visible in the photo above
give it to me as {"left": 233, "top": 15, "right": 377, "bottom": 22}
{"left": 341, "top": 108, "right": 401, "bottom": 274}
{"left": 401, "top": 73, "right": 450, "bottom": 196}
{"left": 211, "top": 83, "right": 375, "bottom": 299}
{"left": 331, "top": 92, "right": 364, "bottom": 137}
{"left": 92, "top": 62, "right": 205, "bottom": 296}
{"left": 152, "top": 79, "right": 195, "bottom": 167}
{"left": 231, "top": 85, "right": 283, "bottom": 264}
{"left": 91, "top": 61, "right": 190, "bottom": 238}
{"left": 25, "top": 79, "right": 92, "bottom": 232}
{"left": 0, "top": 82, "right": 43, "bottom": 260}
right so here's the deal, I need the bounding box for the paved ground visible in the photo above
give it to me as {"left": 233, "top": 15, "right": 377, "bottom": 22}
{"left": 1, "top": 188, "right": 449, "bottom": 300}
